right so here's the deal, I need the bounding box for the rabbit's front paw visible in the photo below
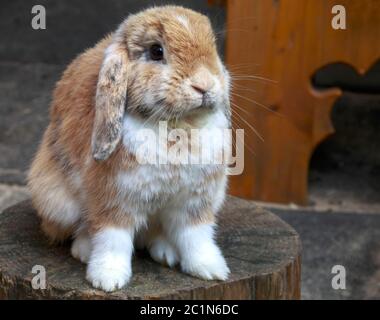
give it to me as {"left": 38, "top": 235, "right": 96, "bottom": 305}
{"left": 180, "top": 243, "right": 230, "bottom": 281}
{"left": 71, "top": 235, "right": 92, "bottom": 264}
{"left": 86, "top": 253, "right": 131, "bottom": 292}
{"left": 149, "top": 236, "right": 179, "bottom": 267}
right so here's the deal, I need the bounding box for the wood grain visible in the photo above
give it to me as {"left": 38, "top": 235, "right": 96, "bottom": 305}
{"left": 225, "top": 0, "right": 380, "bottom": 204}
{"left": 0, "top": 197, "right": 301, "bottom": 299}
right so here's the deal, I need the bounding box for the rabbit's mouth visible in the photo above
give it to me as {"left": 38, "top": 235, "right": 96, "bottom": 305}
{"left": 127, "top": 93, "right": 219, "bottom": 122}
{"left": 199, "top": 93, "right": 216, "bottom": 110}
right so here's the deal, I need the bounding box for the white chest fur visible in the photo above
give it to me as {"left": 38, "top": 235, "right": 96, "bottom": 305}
{"left": 116, "top": 111, "right": 229, "bottom": 215}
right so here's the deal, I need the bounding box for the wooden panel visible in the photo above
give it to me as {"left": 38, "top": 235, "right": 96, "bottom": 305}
{"left": 225, "top": 0, "right": 380, "bottom": 204}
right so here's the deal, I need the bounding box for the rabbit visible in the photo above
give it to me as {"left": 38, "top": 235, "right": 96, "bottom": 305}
{"left": 27, "top": 5, "right": 231, "bottom": 292}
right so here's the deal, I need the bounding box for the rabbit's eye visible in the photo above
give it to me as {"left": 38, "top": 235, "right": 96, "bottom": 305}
{"left": 149, "top": 44, "right": 164, "bottom": 61}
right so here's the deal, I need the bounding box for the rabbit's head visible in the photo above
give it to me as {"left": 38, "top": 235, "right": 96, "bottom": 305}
{"left": 92, "top": 6, "right": 230, "bottom": 161}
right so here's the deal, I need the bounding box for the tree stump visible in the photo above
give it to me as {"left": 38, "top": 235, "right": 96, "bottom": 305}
{"left": 0, "top": 196, "right": 301, "bottom": 299}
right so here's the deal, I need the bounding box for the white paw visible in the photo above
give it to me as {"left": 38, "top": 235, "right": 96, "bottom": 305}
{"left": 86, "top": 253, "right": 131, "bottom": 292}
{"left": 71, "top": 235, "right": 92, "bottom": 264}
{"left": 180, "top": 243, "right": 230, "bottom": 281}
{"left": 149, "top": 237, "right": 179, "bottom": 268}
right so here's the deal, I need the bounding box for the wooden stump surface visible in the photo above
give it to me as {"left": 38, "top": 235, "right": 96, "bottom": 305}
{"left": 0, "top": 196, "right": 301, "bottom": 299}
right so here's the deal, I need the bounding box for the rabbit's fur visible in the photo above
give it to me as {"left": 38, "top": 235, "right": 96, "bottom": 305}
{"left": 28, "top": 6, "right": 231, "bottom": 292}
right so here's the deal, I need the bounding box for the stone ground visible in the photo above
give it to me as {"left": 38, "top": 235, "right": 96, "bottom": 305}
{"left": 0, "top": 184, "right": 29, "bottom": 213}
{"left": 1, "top": 0, "right": 379, "bottom": 300}
{"left": 273, "top": 208, "right": 380, "bottom": 300}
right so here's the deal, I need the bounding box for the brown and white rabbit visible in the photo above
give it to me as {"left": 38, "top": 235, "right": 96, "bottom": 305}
{"left": 28, "top": 6, "right": 231, "bottom": 292}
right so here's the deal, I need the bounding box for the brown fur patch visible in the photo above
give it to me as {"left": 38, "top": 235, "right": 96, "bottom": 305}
{"left": 40, "top": 219, "right": 74, "bottom": 244}
{"left": 189, "top": 208, "right": 216, "bottom": 226}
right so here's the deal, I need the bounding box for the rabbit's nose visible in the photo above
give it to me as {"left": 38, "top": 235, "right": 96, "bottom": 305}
{"left": 191, "top": 83, "right": 209, "bottom": 95}
{"left": 190, "top": 68, "right": 215, "bottom": 95}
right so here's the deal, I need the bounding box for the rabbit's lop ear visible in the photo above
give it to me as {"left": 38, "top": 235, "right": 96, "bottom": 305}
{"left": 91, "top": 42, "right": 129, "bottom": 161}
